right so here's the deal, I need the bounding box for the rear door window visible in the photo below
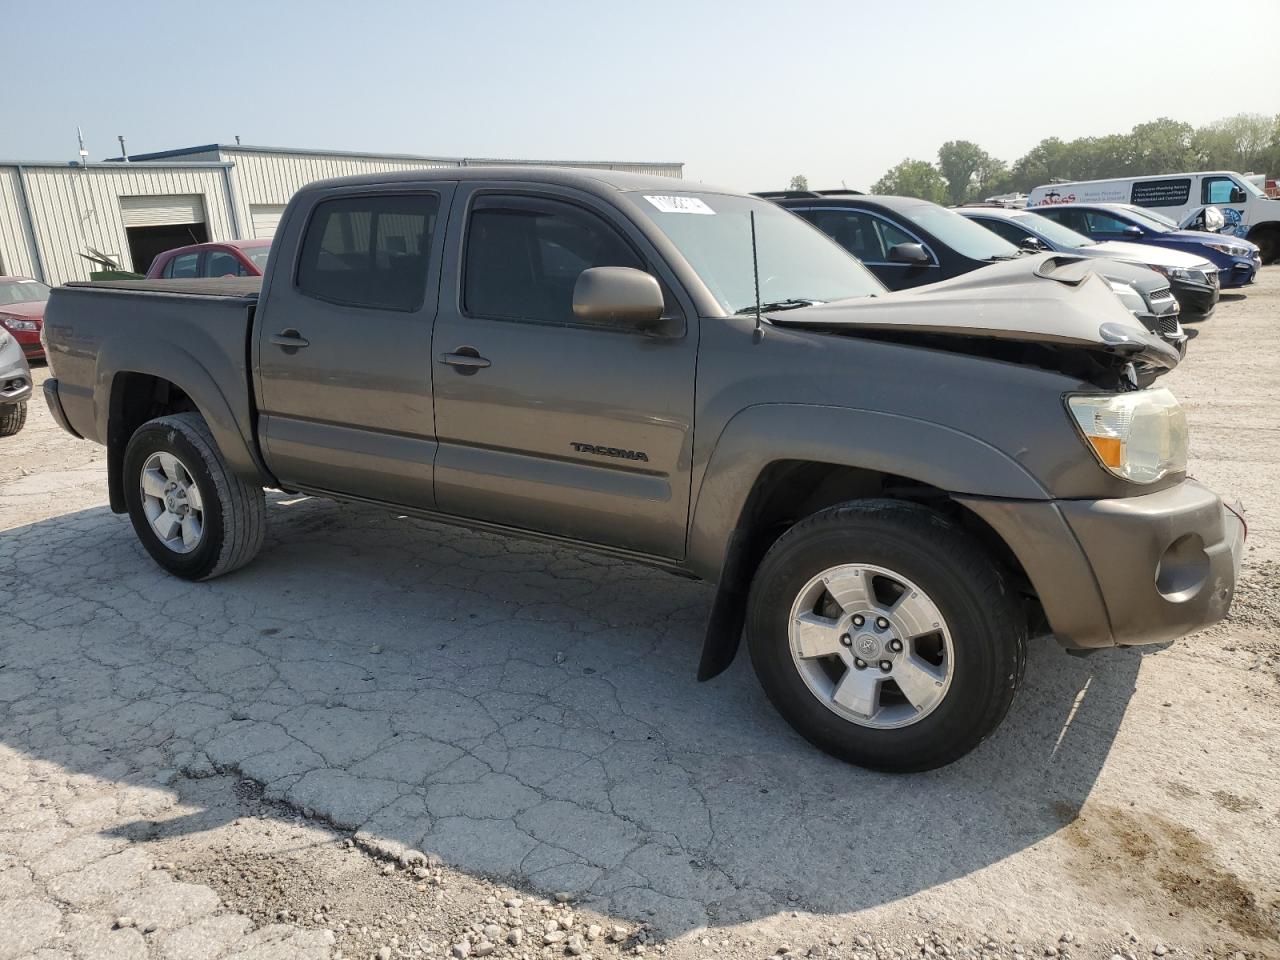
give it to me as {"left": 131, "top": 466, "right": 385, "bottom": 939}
{"left": 463, "top": 196, "right": 644, "bottom": 325}
{"left": 296, "top": 193, "right": 440, "bottom": 311}
{"left": 1084, "top": 211, "right": 1133, "bottom": 233}
{"left": 1040, "top": 207, "right": 1090, "bottom": 234}
{"left": 206, "top": 250, "right": 243, "bottom": 277}
{"left": 169, "top": 252, "right": 201, "bottom": 278}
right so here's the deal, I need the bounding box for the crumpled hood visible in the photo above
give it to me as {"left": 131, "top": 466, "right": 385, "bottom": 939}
{"left": 767, "top": 254, "right": 1181, "bottom": 370}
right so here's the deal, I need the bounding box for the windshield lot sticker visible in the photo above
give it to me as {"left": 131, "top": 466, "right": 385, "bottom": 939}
{"left": 644, "top": 195, "right": 715, "bottom": 215}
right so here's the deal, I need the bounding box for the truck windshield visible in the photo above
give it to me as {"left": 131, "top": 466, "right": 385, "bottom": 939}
{"left": 1011, "top": 212, "right": 1095, "bottom": 249}
{"left": 631, "top": 193, "right": 884, "bottom": 314}
{"left": 898, "top": 204, "right": 1020, "bottom": 261}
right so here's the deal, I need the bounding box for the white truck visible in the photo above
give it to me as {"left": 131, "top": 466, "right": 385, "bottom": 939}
{"left": 1028, "top": 170, "right": 1280, "bottom": 263}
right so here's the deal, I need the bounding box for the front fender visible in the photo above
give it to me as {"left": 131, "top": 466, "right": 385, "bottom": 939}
{"left": 686, "top": 404, "right": 1051, "bottom": 680}
{"left": 686, "top": 403, "right": 1050, "bottom": 581}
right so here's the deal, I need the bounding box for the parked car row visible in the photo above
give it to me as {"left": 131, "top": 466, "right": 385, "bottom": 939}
{"left": 41, "top": 167, "right": 1244, "bottom": 772}
{"left": 756, "top": 191, "right": 1197, "bottom": 366}
{"left": 1027, "top": 168, "right": 1277, "bottom": 265}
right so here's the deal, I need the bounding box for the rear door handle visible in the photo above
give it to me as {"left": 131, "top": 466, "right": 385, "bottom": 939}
{"left": 270, "top": 329, "right": 310, "bottom": 350}
{"left": 439, "top": 347, "right": 491, "bottom": 372}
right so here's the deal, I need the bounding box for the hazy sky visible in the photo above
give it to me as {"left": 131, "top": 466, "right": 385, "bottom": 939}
{"left": 8, "top": 0, "right": 1279, "bottom": 191}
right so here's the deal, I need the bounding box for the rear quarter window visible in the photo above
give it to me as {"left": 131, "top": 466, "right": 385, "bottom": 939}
{"left": 296, "top": 194, "right": 440, "bottom": 311}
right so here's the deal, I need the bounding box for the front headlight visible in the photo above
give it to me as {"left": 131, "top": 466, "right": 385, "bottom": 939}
{"left": 1067, "top": 387, "right": 1188, "bottom": 484}
{"left": 1147, "top": 264, "right": 1193, "bottom": 282}
{"left": 1105, "top": 280, "right": 1147, "bottom": 317}
{"left": 0, "top": 316, "right": 38, "bottom": 332}
{"left": 1203, "top": 241, "right": 1250, "bottom": 257}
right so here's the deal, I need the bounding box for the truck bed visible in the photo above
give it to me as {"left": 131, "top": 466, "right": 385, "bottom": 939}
{"left": 65, "top": 277, "right": 262, "bottom": 298}
{"left": 44, "top": 277, "right": 262, "bottom": 478}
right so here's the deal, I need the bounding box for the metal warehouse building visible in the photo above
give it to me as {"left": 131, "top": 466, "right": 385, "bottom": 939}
{"left": 0, "top": 144, "right": 683, "bottom": 285}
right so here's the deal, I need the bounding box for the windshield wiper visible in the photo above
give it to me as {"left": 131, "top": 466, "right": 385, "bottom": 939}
{"left": 734, "top": 298, "right": 825, "bottom": 315}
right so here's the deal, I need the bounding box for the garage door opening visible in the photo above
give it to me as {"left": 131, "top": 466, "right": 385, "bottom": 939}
{"left": 125, "top": 223, "right": 209, "bottom": 274}
{"left": 119, "top": 194, "right": 208, "bottom": 274}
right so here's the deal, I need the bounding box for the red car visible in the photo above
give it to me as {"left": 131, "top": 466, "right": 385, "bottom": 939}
{"left": 146, "top": 239, "right": 272, "bottom": 280}
{"left": 0, "top": 276, "right": 50, "bottom": 361}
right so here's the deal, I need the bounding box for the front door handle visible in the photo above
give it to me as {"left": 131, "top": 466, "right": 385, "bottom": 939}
{"left": 270, "top": 329, "right": 310, "bottom": 350}
{"left": 439, "top": 347, "right": 491, "bottom": 373}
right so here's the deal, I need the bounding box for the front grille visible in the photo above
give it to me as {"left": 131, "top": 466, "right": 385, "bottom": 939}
{"left": 1150, "top": 288, "right": 1176, "bottom": 302}
{"left": 1157, "top": 315, "right": 1181, "bottom": 336}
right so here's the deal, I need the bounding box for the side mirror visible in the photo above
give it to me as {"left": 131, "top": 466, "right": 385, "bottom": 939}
{"left": 1123, "top": 225, "right": 1143, "bottom": 238}
{"left": 572, "top": 266, "right": 664, "bottom": 327}
{"left": 887, "top": 242, "right": 930, "bottom": 265}
{"left": 1019, "top": 236, "right": 1048, "bottom": 252}
{"left": 1229, "top": 187, "right": 1247, "bottom": 204}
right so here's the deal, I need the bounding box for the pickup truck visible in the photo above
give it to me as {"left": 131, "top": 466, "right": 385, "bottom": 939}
{"left": 41, "top": 168, "right": 1245, "bottom": 771}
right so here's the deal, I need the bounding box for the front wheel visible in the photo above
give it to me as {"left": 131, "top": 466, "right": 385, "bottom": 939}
{"left": 746, "top": 500, "right": 1026, "bottom": 772}
{"left": 0, "top": 401, "right": 27, "bottom": 437}
{"left": 1252, "top": 230, "right": 1277, "bottom": 265}
{"left": 122, "top": 412, "right": 265, "bottom": 580}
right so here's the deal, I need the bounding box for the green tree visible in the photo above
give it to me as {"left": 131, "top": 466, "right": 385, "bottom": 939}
{"left": 937, "top": 140, "right": 997, "bottom": 204}
{"left": 872, "top": 159, "right": 948, "bottom": 203}
{"left": 1127, "top": 118, "right": 1195, "bottom": 175}
{"left": 1192, "top": 113, "right": 1277, "bottom": 171}
{"left": 788, "top": 174, "right": 809, "bottom": 191}
{"left": 972, "top": 154, "right": 1010, "bottom": 199}
{"left": 1007, "top": 137, "right": 1069, "bottom": 192}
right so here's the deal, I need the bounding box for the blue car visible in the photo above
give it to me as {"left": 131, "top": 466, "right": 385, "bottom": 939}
{"left": 1031, "top": 202, "right": 1261, "bottom": 289}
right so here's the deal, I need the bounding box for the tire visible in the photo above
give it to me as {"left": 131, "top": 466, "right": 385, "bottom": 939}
{"left": 746, "top": 500, "right": 1026, "bottom": 772}
{"left": 122, "top": 412, "right": 265, "bottom": 580}
{"left": 1252, "top": 230, "right": 1278, "bottom": 266}
{"left": 0, "top": 401, "right": 26, "bottom": 437}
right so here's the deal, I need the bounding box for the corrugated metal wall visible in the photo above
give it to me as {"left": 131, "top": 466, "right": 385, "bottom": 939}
{"left": 219, "top": 148, "right": 683, "bottom": 237}
{"left": 0, "top": 148, "right": 686, "bottom": 280}
{"left": 223, "top": 149, "right": 460, "bottom": 236}
{"left": 0, "top": 163, "right": 236, "bottom": 284}
{"left": 0, "top": 168, "right": 38, "bottom": 278}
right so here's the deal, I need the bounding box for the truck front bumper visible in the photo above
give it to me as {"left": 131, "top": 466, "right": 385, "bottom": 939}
{"left": 960, "top": 479, "right": 1245, "bottom": 650}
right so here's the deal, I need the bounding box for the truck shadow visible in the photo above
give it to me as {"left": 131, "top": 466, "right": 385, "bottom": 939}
{"left": 0, "top": 493, "right": 1141, "bottom": 935}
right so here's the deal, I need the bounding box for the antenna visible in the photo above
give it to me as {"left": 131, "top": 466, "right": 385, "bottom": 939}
{"left": 749, "top": 210, "right": 763, "bottom": 341}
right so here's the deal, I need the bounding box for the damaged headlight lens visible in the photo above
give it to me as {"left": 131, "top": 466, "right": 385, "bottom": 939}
{"left": 1067, "top": 387, "right": 1188, "bottom": 483}
{"left": 1105, "top": 280, "right": 1147, "bottom": 318}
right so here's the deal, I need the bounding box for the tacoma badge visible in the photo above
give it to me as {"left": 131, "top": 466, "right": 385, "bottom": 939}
{"left": 571, "top": 442, "right": 649, "bottom": 462}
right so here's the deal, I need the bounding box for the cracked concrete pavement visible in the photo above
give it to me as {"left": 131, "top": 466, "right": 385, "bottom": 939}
{"left": 1, "top": 269, "right": 1278, "bottom": 960}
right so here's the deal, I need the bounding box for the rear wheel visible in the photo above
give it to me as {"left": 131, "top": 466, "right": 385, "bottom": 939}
{"left": 746, "top": 500, "right": 1026, "bottom": 772}
{"left": 123, "top": 412, "right": 265, "bottom": 580}
{"left": 0, "top": 401, "right": 27, "bottom": 437}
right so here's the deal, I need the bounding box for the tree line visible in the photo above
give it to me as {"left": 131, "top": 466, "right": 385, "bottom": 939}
{"left": 792, "top": 113, "right": 1280, "bottom": 205}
